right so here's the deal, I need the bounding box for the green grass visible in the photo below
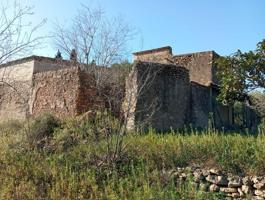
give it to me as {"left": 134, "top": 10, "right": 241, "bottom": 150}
{"left": 0, "top": 114, "right": 264, "bottom": 199}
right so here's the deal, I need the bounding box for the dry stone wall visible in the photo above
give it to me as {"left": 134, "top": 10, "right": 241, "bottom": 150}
{"left": 168, "top": 166, "right": 265, "bottom": 199}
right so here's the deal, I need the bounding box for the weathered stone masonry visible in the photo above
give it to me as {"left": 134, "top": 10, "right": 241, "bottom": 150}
{"left": 31, "top": 67, "right": 97, "bottom": 118}
{"left": 0, "top": 56, "right": 98, "bottom": 120}
{"left": 0, "top": 46, "right": 255, "bottom": 131}
{"left": 125, "top": 61, "right": 190, "bottom": 131}
{"left": 126, "top": 46, "right": 233, "bottom": 130}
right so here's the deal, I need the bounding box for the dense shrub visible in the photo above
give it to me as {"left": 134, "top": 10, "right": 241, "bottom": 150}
{"left": 26, "top": 113, "right": 60, "bottom": 150}
{"left": 0, "top": 115, "right": 264, "bottom": 199}
{"left": 0, "top": 120, "right": 23, "bottom": 134}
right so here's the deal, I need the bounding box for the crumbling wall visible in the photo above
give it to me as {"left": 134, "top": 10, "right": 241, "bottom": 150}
{"left": 30, "top": 67, "right": 81, "bottom": 118}
{"left": 31, "top": 67, "right": 99, "bottom": 118}
{"left": 174, "top": 51, "right": 216, "bottom": 86}
{"left": 133, "top": 46, "right": 172, "bottom": 64}
{"left": 125, "top": 61, "right": 190, "bottom": 131}
{"left": 0, "top": 61, "right": 34, "bottom": 120}
{"left": 76, "top": 70, "right": 100, "bottom": 114}
{"left": 191, "top": 82, "right": 231, "bottom": 129}
{"left": 211, "top": 88, "right": 231, "bottom": 128}
{"left": 33, "top": 58, "right": 76, "bottom": 74}
{"left": 190, "top": 82, "right": 211, "bottom": 128}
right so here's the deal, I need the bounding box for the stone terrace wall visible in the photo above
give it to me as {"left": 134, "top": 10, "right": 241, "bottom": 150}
{"left": 168, "top": 166, "right": 265, "bottom": 199}
{"left": 126, "top": 61, "right": 190, "bottom": 131}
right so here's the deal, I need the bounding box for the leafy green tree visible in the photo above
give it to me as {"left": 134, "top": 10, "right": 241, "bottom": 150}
{"left": 216, "top": 39, "right": 265, "bottom": 105}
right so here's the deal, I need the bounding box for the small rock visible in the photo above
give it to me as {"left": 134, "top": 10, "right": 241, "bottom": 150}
{"left": 242, "top": 176, "right": 253, "bottom": 186}
{"left": 193, "top": 171, "right": 204, "bottom": 183}
{"left": 209, "top": 168, "right": 221, "bottom": 175}
{"left": 206, "top": 175, "right": 228, "bottom": 186}
{"left": 202, "top": 169, "right": 210, "bottom": 177}
{"left": 237, "top": 188, "right": 244, "bottom": 197}
{"left": 241, "top": 185, "right": 253, "bottom": 195}
{"left": 220, "top": 187, "right": 238, "bottom": 193}
{"left": 254, "top": 190, "right": 265, "bottom": 198}
{"left": 216, "top": 176, "right": 228, "bottom": 186}
{"left": 231, "top": 192, "right": 240, "bottom": 198}
{"left": 252, "top": 196, "right": 265, "bottom": 200}
{"left": 209, "top": 184, "right": 220, "bottom": 192}
{"left": 179, "top": 173, "right": 187, "bottom": 180}
{"left": 177, "top": 167, "right": 183, "bottom": 172}
{"left": 252, "top": 176, "right": 263, "bottom": 184}
{"left": 228, "top": 176, "right": 242, "bottom": 188}
{"left": 253, "top": 180, "right": 265, "bottom": 190}
{"left": 206, "top": 174, "right": 216, "bottom": 183}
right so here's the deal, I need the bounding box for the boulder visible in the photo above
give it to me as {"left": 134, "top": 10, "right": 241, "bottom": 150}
{"left": 242, "top": 176, "right": 253, "bottom": 186}
{"left": 206, "top": 175, "right": 228, "bottom": 186}
{"left": 193, "top": 170, "right": 204, "bottom": 183}
{"left": 241, "top": 185, "right": 253, "bottom": 195}
{"left": 209, "top": 168, "right": 221, "bottom": 175}
{"left": 252, "top": 176, "right": 263, "bottom": 184}
{"left": 209, "top": 184, "right": 220, "bottom": 192}
{"left": 202, "top": 169, "right": 210, "bottom": 177}
{"left": 237, "top": 188, "right": 244, "bottom": 197}
{"left": 220, "top": 187, "right": 238, "bottom": 193}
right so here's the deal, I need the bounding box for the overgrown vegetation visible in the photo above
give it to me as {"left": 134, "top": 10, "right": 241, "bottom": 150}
{"left": 216, "top": 39, "right": 265, "bottom": 105}
{"left": 0, "top": 113, "right": 264, "bottom": 199}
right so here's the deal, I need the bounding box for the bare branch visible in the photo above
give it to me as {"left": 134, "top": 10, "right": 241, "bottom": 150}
{"left": 0, "top": 1, "right": 46, "bottom": 64}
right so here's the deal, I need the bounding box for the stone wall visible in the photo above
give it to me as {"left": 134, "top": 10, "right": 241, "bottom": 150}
{"left": 30, "top": 67, "right": 99, "bottom": 118}
{"left": 167, "top": 166, "right": 265, "bottom": 199}
{"left": 173, "top": 51, "right": 216, "bottom": 86}
{"left": 125, "top": 61, "right": 190, "bottom": 131}
{"left": 0, "top": 61, "right": 34, "bottom": 120}
{"left": 190, "top": 82, "right": 231, "bottom": 129}
{"left": 76, "top": 70, "right": 100, "bottom": 114}
{"left": 30, "top": 67, "right": 81, "bottom": 118}
{"left": 212, "top": 88, "right": 232, "bottom": 128}
{"left": 133, "top": 46, "right": 172, "bottom": 64}
{"left": 190, "top": 82, "right": 211, "bottom": 128}
{"left": 33, "top": 58, "right": 76, "bottom": 74}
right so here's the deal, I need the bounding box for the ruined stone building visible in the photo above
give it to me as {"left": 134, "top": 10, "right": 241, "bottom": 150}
{"left": 0, "top": 56, "right": 97, "bottom": 120}
{"left": 0, "top": 47, "right": 255, "bottom": 131}
{"left": 125, "top": 46, "right": 234, "bottom": 131}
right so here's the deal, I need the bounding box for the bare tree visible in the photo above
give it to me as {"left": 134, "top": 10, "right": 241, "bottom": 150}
{"left": 53, "top": 5, "right": 135, "bottom": 67}
{"left": 0, "top": 1, "right": 46, "bottom": 64}
{"left": 0, "top": 1, "right": 46, "bottom": 120}
{"left": 91, "top": 61, "right": 162, "bottom": 169}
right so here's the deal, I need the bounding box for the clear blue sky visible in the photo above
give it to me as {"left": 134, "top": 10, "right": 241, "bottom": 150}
{"left": 25, "top": 0, "right": 265, "bottom": 60}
